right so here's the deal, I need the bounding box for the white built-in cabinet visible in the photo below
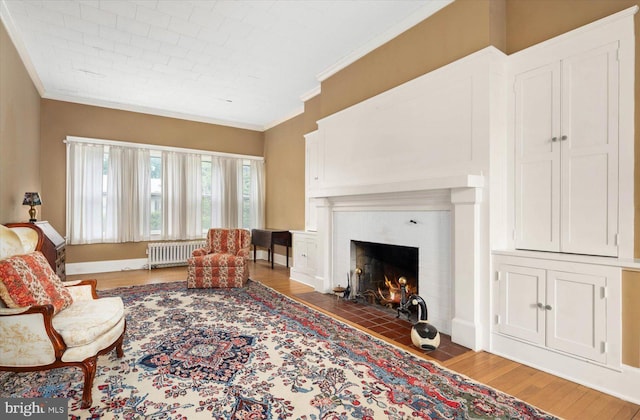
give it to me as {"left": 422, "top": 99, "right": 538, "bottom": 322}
{"left": 494, "top": 255, "right": 616, "bottom": 364}
{"left": 292, "top": 131, "right": 320, "bottom": 288}
{"left": 513, "top": 42, "right": 620, "bottom": 257}
{"left": 304, "top": 131, "right": 320, "bottom": 231}
{"left": 290, "top": 230, "right": 317, "bottom": 289}
{"left": 496, "top": 7, "right": 637, "bottom": 401}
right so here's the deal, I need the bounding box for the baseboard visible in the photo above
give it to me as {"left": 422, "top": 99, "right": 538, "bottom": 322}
{"left": 66, "top": 258, "right": 148, "bottom": 275}
{"left": 290, "top": 268, "right": 315, "bottom": 288}
{"left": 67, "top": 252, "right": 292, "bottom": 276}
{"left": 451, "top": 317, "right": 482, "bottom": 351}
{"left": 254, "top": 250, "right": 292, "bottom": 268}
{"left": 491, "top": 332, "right": 640, "bottom": 404}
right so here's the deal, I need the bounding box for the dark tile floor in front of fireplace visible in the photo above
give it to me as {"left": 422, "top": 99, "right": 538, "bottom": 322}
{"left": 294, "top": 291, "right": 470, "bottom": 363}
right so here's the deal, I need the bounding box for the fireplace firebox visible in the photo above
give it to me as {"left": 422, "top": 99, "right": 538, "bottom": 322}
{"left": 350, "top": 240, "right": 418, "bottom": 310}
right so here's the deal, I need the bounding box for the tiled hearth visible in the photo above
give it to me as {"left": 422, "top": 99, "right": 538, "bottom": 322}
{"left": 294, "top": 291, "right": 469, "bottom": 363}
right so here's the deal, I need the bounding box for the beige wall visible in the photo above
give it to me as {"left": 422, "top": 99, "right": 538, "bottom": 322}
{"left": 40, "top": 100, "right": 264, "bottom": 263}
{"left": 622, "top": 270, "right": 640, "bottom": 367}
{"left": 0, "top": 23, "right": 41, "bottom": 223}
{"left": 263, "top": 113, "right": 305, "bottom": 231}
{"left": 320, "top": 0, "right": 503, "bottom": 119}
{"left": 303, "top": 94, "right": 322, "bottom": 134}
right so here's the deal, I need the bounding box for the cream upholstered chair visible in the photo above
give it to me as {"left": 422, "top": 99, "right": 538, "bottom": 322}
{"left": 187, "top": 228, "right": 251, "bottom": 288}
{"left": 0, "top": 224, "right": 126, "bottom": 409}
{"left": 0, "top": 223, "right": 43, "bottom": 259}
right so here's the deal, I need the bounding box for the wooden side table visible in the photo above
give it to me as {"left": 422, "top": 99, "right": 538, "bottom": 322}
{"left": 251, "top": 229, "right": 292, "bottom": 269}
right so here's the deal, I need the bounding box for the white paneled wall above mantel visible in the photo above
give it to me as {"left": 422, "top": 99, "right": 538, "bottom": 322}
{"left": 309, "top": 46, "right": 507, "bottom": 198}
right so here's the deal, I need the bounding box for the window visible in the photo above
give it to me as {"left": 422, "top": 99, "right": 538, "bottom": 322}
{"left": 150, "top": 154, "right": 162, "bottom": 235}
{"left": 66, "top": 137, "right": 264, "bottom": 244}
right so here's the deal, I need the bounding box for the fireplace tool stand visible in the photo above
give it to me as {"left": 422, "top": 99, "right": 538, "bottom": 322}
{"left": 396, "top": 277, "right": 411, "bottom": 320}
{"left": 347, "top": 267, "right": 366, "bottom": 303}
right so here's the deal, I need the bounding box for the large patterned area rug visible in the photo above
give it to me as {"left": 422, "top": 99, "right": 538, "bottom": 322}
{"left": 0, "top": 280, "right": 557, "bottom": 419}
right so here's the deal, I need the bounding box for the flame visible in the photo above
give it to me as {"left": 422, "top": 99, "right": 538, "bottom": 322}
{"left": 377, "top": 275, "right": 414, "bottom": 306}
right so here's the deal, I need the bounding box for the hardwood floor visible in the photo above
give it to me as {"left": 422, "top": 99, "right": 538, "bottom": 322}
{"left": 68, "top": 261, "right": 640, "bottom": 420}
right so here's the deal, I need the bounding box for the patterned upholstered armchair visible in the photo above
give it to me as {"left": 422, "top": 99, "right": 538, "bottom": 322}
{"left": 187, "top": 228, "right": 251, "bottom": 288}
{"left": 0, "top": 224, "right": 126, "bottom": 409}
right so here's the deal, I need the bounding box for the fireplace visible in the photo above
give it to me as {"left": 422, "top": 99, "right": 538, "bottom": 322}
{"left": 332, "top": 209, "right": 452, "bottom": 334}
{"left": 350, "top": 240, "right": 418, "bottom": 309}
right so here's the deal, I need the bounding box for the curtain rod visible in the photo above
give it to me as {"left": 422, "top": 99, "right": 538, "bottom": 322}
{"left": 64, "top": 135, "right": 264, "bottom": 161}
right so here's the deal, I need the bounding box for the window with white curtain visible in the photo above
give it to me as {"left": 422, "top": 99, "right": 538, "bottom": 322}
{"left": 65, "top": 136, "right": 265, "bottom": 245}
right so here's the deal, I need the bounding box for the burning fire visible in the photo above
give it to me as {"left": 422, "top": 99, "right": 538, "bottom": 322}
{"left": 377, "top": 276, "right": 415, "bottom": 306}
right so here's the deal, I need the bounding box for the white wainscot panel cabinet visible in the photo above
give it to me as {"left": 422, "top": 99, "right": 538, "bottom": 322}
{"left": 494, "top": 255, "right": 619, "bottom": 365}
{"left": 290, "top": 231, "right": 318, "bottom": 289}
{"left": 304, "top": 131, "right": 321, "bottom": 231}
{"left": 513, "top": 42, "right": 620, "bottom": 257}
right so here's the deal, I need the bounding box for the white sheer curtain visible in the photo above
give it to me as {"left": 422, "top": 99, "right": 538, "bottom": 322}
{"left": 66, "top": 136, "right": 265, "bottom": 244}
{"left": 161, "top": 151, "right": 202, "bottom": 240}
{"left": 249, "top": 159, "right": 265, "bottom": 229}
{"left": 105, "top": 147, "right": 150, "bottom": 242}
{"left": 66, "top": 142, "right": 106, "bottom": 244}
{"left": 208, "top": 156, "right": 223, "bottom": 228}
{"left": 219, "top": 157, "right": 243, "bottom": 228}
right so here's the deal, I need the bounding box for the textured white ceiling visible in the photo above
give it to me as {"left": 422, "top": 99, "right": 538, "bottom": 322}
{"left": 1, "top": 0, "right": 452, "bottom": 130}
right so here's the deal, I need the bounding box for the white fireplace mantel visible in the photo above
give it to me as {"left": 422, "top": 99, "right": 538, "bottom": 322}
{"left": 309, "top": 174, "right": 485, "bottom": 200}
{"left": 313, "top": 180, "right": 487, "bottom": 351}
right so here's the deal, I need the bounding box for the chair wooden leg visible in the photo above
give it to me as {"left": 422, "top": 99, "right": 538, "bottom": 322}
{"left": 80, "top": 357, "right": 97, "bottom": 409}
{"left": 115, "top": 333, "right": 125, "bottom": 358}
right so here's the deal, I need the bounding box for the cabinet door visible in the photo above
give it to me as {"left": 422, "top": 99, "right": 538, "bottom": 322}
{"left": 306, "top": 198, "right": 318, "bottom": 231}
{"left": 304, "top": 237, "right": 317, "bottom": 273}
{"left": 560, "top": 43, "right": 619, "bottom": 257}
{"left": 496, "top": 264, "right": 546, "bottom": 345}
{"left": 305, "top": 132, "right": 320, "bottom": 231}
{"left": 546, "top": 270, "right": 607, "bottom": 363}
{"left": 305, "top": 132, "right": 320, "bottom": 190}
{"left": 514, "top": 63, "right": 561, "bottom": 252}
{"left": 293, "top": 236, "right": 309, "bottom": 271}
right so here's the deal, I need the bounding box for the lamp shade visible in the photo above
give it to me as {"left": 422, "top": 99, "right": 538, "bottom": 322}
{"left": 22, "top": 192, "right": 42, "bottom": 206}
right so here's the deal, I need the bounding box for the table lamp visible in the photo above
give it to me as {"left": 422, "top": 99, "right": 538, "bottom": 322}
{"left": 22, "top": 192, "right": 42, "bottom": 222}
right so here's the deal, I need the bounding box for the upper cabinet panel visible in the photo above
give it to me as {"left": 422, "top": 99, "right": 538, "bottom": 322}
{"left": 560, "top": 43, "right": 619, "bottom": 256}
{"left": 510, "top": 9, "right": 632, "bottom": 258}
{"left": 514, "top": 62, "right": 561, "bottom": 252}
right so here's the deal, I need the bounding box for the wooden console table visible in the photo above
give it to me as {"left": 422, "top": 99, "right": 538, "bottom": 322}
{"left": 251, "top": 229, "right": 292, "bottom": 269}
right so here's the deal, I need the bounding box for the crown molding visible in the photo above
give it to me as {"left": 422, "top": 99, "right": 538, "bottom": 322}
{"left": 316, "top": 0, "right": 454, "bottom": 82}
{"left": 263, "top": 106, "right": 304, "bottom": 131}
{"left": 42, "top": 92, "right": 264, "bottom": 132}
{"left": 300, "top": 85, "right": 321, "bottom": 102}
{"left": 0, "top": 0, "right": 45, "bottom": 96}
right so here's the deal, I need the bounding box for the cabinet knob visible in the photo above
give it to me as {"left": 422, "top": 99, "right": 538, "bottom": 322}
{"left": 537, "top": 302, "right": 544, "bottom": 309}
{"left": 551, "top": 137, "right": 558, "bottom": 142}
{"left": 561, "top": 135, "right": 568, "bottom": 141}
{"left": 545, "top": 304, "right": 552, "bottom": 310}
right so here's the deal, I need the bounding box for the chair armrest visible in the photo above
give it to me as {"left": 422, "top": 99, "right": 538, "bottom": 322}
{"left": 0, "top": 304, "right": 67, "bottom": 363}
{"left": 192, "top": 247, "right": 210, "bottom": 257}
{"left": 237, "top": 248, "right": 251, "bottom": 259}
{"left": 65, "top": 279, "right": 99, "bottom": 300}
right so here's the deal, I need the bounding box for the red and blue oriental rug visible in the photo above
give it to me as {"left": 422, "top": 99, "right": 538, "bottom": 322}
{"left": 0, "top": 280, "right": 558, "bottom": 419}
